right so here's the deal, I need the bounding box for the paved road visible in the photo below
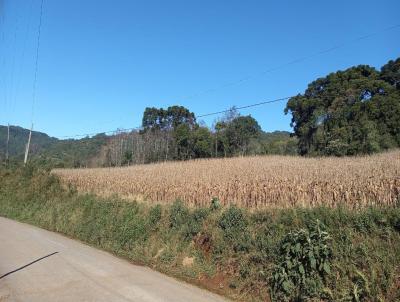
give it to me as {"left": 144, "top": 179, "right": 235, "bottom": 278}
{"left": 0, "top": 217, "right": 227, "bottom": 302}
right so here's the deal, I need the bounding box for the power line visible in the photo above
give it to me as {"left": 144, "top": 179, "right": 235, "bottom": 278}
{"left": 197, "top": 96, "right": 291, "bottom": 118}
{"left": 24, "top": 0, "right": 44, "bottom": 165}
{"left": 58, "top": 86, "right": 384, "bottom": 139}
{"left": 59, "top": 95, "right": 293, "bottom": 139}
{"left": 180, "top": 24, "right": 400, "bottom": 101}
{"left": 30, "top": 0, "right": 44, "bottom": 124}
{"left": 11, "top": 0, "right": 35, "bottom": 120}
{"left": 59, "top": 126, "right": 143, "bottom": 139}
{"left": 29, "top": 23, "right": 400, "bottom": 139}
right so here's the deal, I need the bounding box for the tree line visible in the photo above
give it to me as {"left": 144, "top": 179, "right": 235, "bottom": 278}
{"left": 100, "top": 106, "right": 296, "bottom": 166}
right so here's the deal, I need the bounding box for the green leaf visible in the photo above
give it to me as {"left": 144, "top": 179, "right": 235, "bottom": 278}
{"left": 282, "top": 281, "right": 292, "bottom": 293}
{"left": 323, "top": 262, "right": 331, "bottom": 274}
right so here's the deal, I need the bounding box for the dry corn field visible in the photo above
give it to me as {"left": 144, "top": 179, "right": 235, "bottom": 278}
{"left": 53, "top": 150, "right": 400, "bottom": 209}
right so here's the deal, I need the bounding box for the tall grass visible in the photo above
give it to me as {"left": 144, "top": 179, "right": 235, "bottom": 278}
{"left": 54, "top": 150, "right": 400, "bottom": 208}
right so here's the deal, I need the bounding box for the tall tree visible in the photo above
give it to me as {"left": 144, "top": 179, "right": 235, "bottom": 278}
{"left": 225, "top": 115, "right": 261, "bottom": 155}
{"left": 285, "top": 59, "right": 400, "bottom": 156}
{"left": 142, "top": 106, "right": 196, "bottom": 131}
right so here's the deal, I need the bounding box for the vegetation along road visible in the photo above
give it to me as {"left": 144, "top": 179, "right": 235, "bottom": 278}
{"left": 0, "top": 217, "right": 228, "bottom": 302}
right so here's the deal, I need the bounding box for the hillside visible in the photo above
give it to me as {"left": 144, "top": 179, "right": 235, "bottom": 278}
{"left": 0, "top": 125, "right": 58, "bottom": 159}
{"left": 0, "top": 125, "right": 108, "bottom": 167}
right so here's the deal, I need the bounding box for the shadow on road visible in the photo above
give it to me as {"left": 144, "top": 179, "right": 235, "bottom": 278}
{"left": 0, "top": 252, "right": 59, "bottom": 279}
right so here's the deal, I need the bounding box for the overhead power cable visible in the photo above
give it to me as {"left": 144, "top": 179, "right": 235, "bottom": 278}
{"left": 47, "top": 24, "right": 400, "bottom": 139}
{"left": 30, "top": 0, "right": 44, "bottom": 124}
{"left": 59, "top": 126, "right": 143, "bottom": 139}
{"left": 181, "top": 23, "right": 400, "bottom": 101}
{"left": 24, "top": 0, "right": 44, "bottom": 165}
{"left": 59, "top": 95, "right": 293, "bottom": 139}
{"left": 197, "top": 96, "right": 291, "bottom": 118}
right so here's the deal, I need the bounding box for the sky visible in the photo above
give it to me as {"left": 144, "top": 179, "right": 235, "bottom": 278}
{"left": 0, "top": 0, "right": 399, "bottom": 139}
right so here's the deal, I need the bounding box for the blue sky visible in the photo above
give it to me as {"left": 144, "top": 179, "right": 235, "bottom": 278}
{"left": 1, "top": 0, "right": 399, "bottom": 138}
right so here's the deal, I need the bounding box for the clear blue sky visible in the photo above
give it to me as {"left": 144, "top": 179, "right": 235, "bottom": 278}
{"left": 1, "top": 0, "right": 399, "bottom": 138}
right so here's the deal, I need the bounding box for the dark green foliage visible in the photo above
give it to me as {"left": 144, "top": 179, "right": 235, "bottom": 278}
{"left": 142, "top": 106, "right": 196, "bottom": 131}
{"left": 285, "top": 58, "right": 400, "bottom": 156}
{"left": 224, "top": 115, "right": 262, "bottom": 155}
{"left": 380, "top": 57, "right": 400, "bottom": 90}
{"left": 219, "top": 206, "right": 251, "bottom": 252}
{"left": 182, "top": 208, "right": 209, "bottom": 240}
{"left": 0, "top": 126, "right": 110, "bottom": 168}
{"left": 0, "top": 125, "right": 58, "bottom": 160}
{"left": 169, "top": 200, "right": 190, "bottom": 229}
{"left": 148, "top": 204, "right": 162, "bottom": 231}
{"left": 210, "top": 197, "right": 221, "bottom": 211}
{"left": 271, "top": 220, "right": 332, "bottom": 301}
{"left": 219, "top": 206, "right": 248, "bottom": 240}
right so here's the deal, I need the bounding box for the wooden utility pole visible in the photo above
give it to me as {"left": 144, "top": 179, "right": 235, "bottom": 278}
{"left": 5, "top": 124, "right": 10, "bottom": 163}
{"left": 24, "top": 124, "right": 33, "bottom": 165}
{"left": 215, "top": 133, "right": 218, "bottom": 158}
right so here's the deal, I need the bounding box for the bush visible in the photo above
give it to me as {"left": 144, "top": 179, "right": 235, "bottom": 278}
{"left": 219, "top": 206, "right": 251, "bottom": 252}
{"left": 148, "top": 204, "right": 162, "bottom": 230}
{"left": 271, "top": 220, "right": 332, "bottom": 301}
{"left": 182, "top": 208, "right": 209, "bottom": 240}
{"left": 210, "top": 197, "right": 221, "bottom": 211}
{"left": 169, "top": 200, "right": 189, "bottom": 229}
{"left": 219, "top": 206, "right": 248, "bottom": 238}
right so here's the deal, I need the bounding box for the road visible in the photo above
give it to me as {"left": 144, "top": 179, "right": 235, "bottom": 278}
{"left": 0, "top": 217, "right": 227, "bottom": 302}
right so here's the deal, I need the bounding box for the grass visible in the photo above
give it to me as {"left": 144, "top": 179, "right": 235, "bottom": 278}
{"left": 53, "top": 150, "right": 400, "bottom": 209}
{"left": 1, "top": 167, "right": 400, "bottom": 301}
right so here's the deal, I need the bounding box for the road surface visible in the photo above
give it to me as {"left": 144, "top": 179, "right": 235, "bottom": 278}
{"left": 0, "top": 217, "right": 227, "bottom": 302}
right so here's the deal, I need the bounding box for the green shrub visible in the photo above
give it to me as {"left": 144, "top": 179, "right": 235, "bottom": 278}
{"left": 210, "top": 197, "right": 221, "bottom": 211}
{"left": 219, "top": 206, "right": 251, "bottom": 252}
{"left": 271, "top": 220, "right": 332, "bottom": 301}
{"left": 182, "top": 208, "right": 209, "bottom": 240}
{"left": 148, "top": 204, "right": 162, "bottom": 230}
{"left": 219, "top": 206, "right": 248, "bottom": 238}
{"left": 169, "top": 200, "right": 189, "bottom": 229}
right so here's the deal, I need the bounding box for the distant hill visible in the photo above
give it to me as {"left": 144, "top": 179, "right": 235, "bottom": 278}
{"left": 0, "top": 125, "right": 109, "bottom": 168}
{"left": 0, "top": 125, "right": 295, "bottom": 168}
{"left": 0, "top": 125, "right": 58, "bottom": 159}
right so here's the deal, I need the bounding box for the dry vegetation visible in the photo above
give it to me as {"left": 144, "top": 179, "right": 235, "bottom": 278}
{"left": 53, "top": 150, "right": 400, "bottom": 208}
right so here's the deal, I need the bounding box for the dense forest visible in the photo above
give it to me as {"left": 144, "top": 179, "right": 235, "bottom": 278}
{"left": 0, "top": 57, "right": 399, "bottom": 167}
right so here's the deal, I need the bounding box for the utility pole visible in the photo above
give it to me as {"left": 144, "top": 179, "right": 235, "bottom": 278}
{"left": 5, "top": 124, "right": 10, "bottom": 164}
{"left": 24, "top": 124, "right": 33, "bottom": 166}
{"left": 215, "top": 132, "right": 218, "bottom": 158}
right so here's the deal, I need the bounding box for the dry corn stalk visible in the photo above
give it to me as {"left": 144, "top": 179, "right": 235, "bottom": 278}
{"left": 53, "top": 150, "right": 400, "bottom": 209}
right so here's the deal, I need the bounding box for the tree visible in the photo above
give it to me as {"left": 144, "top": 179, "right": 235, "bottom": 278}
{"left": 285, "top": 59, "right": 400, "bottom": 156}
{"left": 142, "top": 106, "right": 196, "bottom": 131}
{"left": 225, "top": 115, "right": 261, "bottom": 155}
{"left": 192, "top": 127, "right": 212, "bottom": 158}
{"left": 166, "top": 106, "right": 196, "bottom": 130}
{"left": 380, "top": 58, "right": 400, "bottom": 90}
{"left": 142, "top": 107, "right": 166, "bottom": 130}
{"left": 174, "top": 123, "right": 192, "bottom": 159}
